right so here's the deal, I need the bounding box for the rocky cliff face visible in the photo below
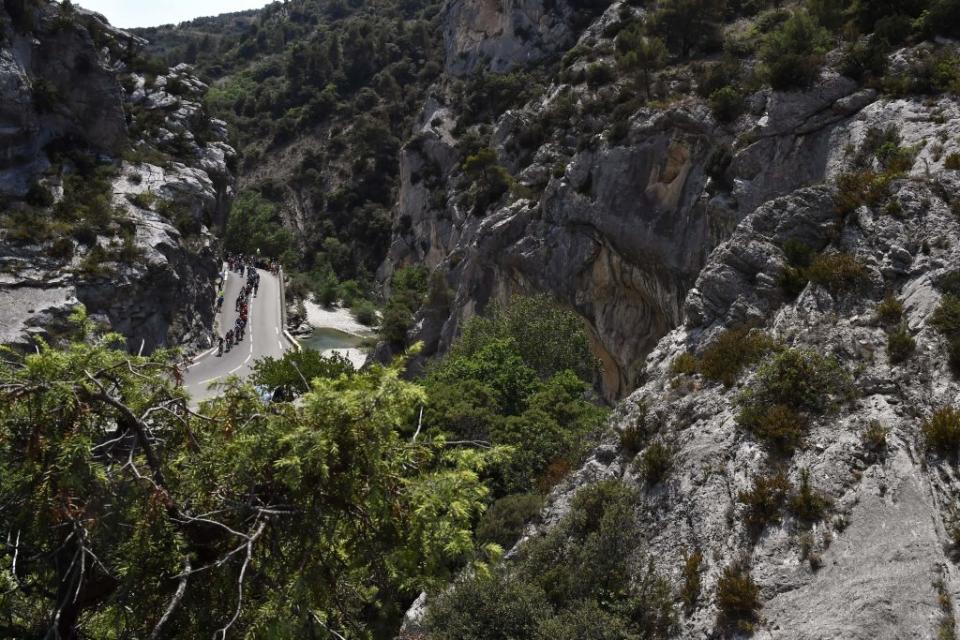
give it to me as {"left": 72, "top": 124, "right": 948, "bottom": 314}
{"left": 393, "top": 4, "right": 960, "bottom": 633}
{"left": 0, "top": 1, "right": 235, "bottom": 352}
{"left": 535, "top": 94, "right": 960, "bottom": 635}
{"left": 404, "top": 91, "right": 960, "bottom": 640}
{"left": 442, "top": 0, "right": 579, "bottom": 75}
{"left": 387, "top": 2, "right": 888, "bottom": 399}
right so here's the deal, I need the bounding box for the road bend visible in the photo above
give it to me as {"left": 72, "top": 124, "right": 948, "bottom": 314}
{"left": 183, "top": 266, "right": 291, "bottom": 404}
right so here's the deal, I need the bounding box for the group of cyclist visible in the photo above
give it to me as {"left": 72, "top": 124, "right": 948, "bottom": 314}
{"left": 216, "top": 254, "right": 263, "bottom": 357}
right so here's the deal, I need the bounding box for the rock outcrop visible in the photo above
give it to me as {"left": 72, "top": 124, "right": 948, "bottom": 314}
{"left": 535, "top": 140, "right": 960, "bottom": 636}
{"left": 387, "top": 0, "right": 895, "bottom": 399}
{"left": 442, "top": 0, "right": 581, "bottom": 75}
{"left": 0, "top": 1, "right": 235, "bottom": 352}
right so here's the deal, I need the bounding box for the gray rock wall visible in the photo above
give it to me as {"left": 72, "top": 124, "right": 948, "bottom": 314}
{"left": 0, "top": 2, "right": 235, "bottom": 353}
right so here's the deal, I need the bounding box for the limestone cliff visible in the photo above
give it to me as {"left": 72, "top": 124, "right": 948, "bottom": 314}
{"left": 532, "top": 96, "right": 960, "bottom": 635}
{"left": 387, "top": 2, "right": 888, "bottom": 400}
{"left": 393, "top": 5, "right": 960, "bottom": 633}
{"left": 0, "top": 1, "right": 235, "bottom": 352}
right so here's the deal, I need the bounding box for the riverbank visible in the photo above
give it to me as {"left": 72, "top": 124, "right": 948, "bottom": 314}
{"left": 303, "top": 300, "right": 374, "bottom": 337}
{"left": 301, "top": 300, "right": 375, "bottom": 368}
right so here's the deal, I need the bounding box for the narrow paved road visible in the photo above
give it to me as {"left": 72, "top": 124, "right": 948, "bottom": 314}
{"left": 183, "top": 266, "right": 291, "bottom": 404}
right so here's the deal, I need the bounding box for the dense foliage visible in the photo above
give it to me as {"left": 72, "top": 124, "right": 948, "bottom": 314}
{"left": 424, "top": 480, "right": 677, "bottom": 640}
{"left": 136, "top": 0, "right": 446, "bottom": 288}
{"left": 424, "top": 295, "right": 606, "bottom": 498}
{"left": 0, "top": 312, "right": 502, "bottom": 638}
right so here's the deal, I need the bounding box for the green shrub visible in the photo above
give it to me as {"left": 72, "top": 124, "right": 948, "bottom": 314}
{"left": 778, "top": 238, "right": 815, "bottom": 297}
{"left": 949, "top": 338, "right": 960, "bottom": 375}
{"left": 129, "top": 191, "right": 157, "bottom": 209}
{"left": 923, "top": 406, "right": 960, "bottom": 458}
{"left": 619, "top": 421, "right": 648, "bottom": 456}
{"left": 834, "top": 170, "right": 892, "bottom": 216}
{"left": 224, "top": 190, "right": 296, "bottom": 262}
{"left": 738, "top": 349, "right": 851, "bottom": 454}
{"left": 933, "top": 294, "right": 960, "bottom": 374}
{"left": 25, "top": 182, "right": 54, "bottom": 207}
{"left": 946, "top": 153, "right": 960, "bottom": 170}
{"left": 938, "top": 272, "right": 960, "bottom": 297}
{"left": 742, "top": 349, "right": 850, "bottom": 414}
{"left": 709, "top": 86, "right": 745, "bottom": 123}
{"left": 670, "top": 352, "right": 699, "bottom": 375}
{"left": 2, "top": 208, "right": 52, "bottom": 245}
{"left": 739, "top": 470, "right": 791, "bottom": 532}
{"left": 741, "top": 403, "right": 809, "bottom": 455}
{"left": 47, "top": 237, "right": 75, "bottom": 260}
{"left": 862, "top": 420, "right": 890, "bottom": 457}
{"left": 762, "top": 11, "right": 829, "bottom": 90}
{"left": 448, "top": 294, "right": 597, "bottom": 383}
{"left": 491, "top": 373, "right": 606, "bottom": 495}
{"left": 426, "top": 480, "right": 678, "bottom": 640}
{"left": 251, "top": 349, "right": 354, "bottom": 395}
{"left": 933, "top": 295, "right": 960, "bottom": 337}
{"left": 351, "top": 300, "right": 378, "bottom": 326}
{"left": 887, "top": 324, "right": 916, "bottom": 364}
{"left": 875, "top": 295, "right": 904, "bottom": 325}
{"left": 715, "top": 560, "right": 762, "bottom": 633}
{"left": 651, "top": 0, "right": 725, "bottom": 58}
{"left": 78, "top": 246, "right": 112, "bottom": 278}
{"left": 586, "top": 63, "right": 616, "bottom": 88}
{"left": 680, "top": 549, "right": 703, "bottom": 612}
{"left": 636, "top": 439, "right": 674, "bottom": 485}
{"left": 615, "top": 25, "right": 666, "bottom": 96}
{"left": 779, "top": 265, "right": 809, "bottom": 299}
{"left": 699, "top": 327, "right": 779, "bottom": 387}
{"left": 782, "top": 238, "right": 814, "bottom": 268}
{"left": 806, "top": 253, "right": 870, "bottom": 295}
{"left": 788, "top": 468, "right": 831, "bottom": 525}
{"left": 425, "top": 573, "right": 553, "bottom": 640}
{"left": 476, "top": 493, "right": 543, "bottom": 550}
{"left": 380, "top": 265, "right": 428, "bottom": 345}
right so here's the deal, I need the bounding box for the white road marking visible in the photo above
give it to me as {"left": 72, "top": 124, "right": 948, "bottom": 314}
{"left": 278, "top": 340, "right": 283, "bottom": 351}
{"left": 275, "top": 327, "right": 279, "bottom": 335}
{"left": 187, "top": 346, "right": 218, "bottom": 368}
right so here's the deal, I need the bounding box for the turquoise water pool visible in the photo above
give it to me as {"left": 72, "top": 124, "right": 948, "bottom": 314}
{"left": 301, "top": 327, "right": 365, "bottom": 352}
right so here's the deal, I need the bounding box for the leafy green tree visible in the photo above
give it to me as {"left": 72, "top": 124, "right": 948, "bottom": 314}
{"left": 450, "top": 294, "right": 598, "bottom": 383}
{"left": 710, "top": 86, "right": 746, "bottom": 123}
{"left": 0, "top": 312, "right": 501, "bottom": 638}
{"left": 476, "top": 493, "right": 544, "bottom": 549}
{"left": 424, "top": 296, "right": 605, "bottom": 495}
{"left": 381, "top": 265, "right": 429, "bottom": 346}
{"left": 224, "top": 189, "right": 296, "bottom": 262}
{"left": 491, "top": 371, "right": 606, "bottom": 494}
{"left": 250, "top": 348, "right": 354, "bottom": 395}
{"left": 431, "top": 338, "right": 539, "bottom": 416}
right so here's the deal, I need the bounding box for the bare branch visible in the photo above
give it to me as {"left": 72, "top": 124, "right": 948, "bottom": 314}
{"left": 148, "top": 556, "right": 191, "bottom": 640}
{"left": 311, "top": 613, "right": 348, "bottom": 640}
{"left": 213, "top": 520, "right": 267, "bottom": 640}
{"left": 411, "top": 405, "right": 424, "bottom": 443}
{"left": 82, "top": 371, "right": 175, "bottom": 509}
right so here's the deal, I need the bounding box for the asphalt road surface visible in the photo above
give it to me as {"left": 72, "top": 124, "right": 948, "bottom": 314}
{"left": 183, "top": 266, "right": 291, "bottom": 404}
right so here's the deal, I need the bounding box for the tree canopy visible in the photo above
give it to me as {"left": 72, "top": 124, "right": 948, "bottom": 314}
{"left": 0, "top": 310, "right": 502, "bottom": 638}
